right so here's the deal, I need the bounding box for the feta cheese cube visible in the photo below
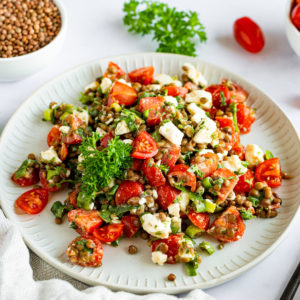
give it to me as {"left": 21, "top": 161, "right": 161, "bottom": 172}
{"left": 115, "top": 120, "right": 130, "bottom": 135}
{"left": 176, "top": 191, "right": 190, "bottom": 212}
{"left": 154, "top": 74, "right": 173, "bottom": 86}
{"left": 159, "top": 121, "right": 184, "bottom": 146}
{"left": 171, "top": 216, "right": 182, "bottom": 232}
{"left": 177, "top": 237, "right": 195, "bottom": 262}
{"left": 245, "top": 144, "right": 264, "bottom": 167}
{"left": 122, "top": 139, "right": 133, "bottom": 145}
{"left": 146, "top": 84, "right": 162, "bottom": 91}
{"left": 117, "top": 79, "right": 132, "bottom": 87}
{"left": 185, "top": 90, "right": 212, "bottom": 109}
{"left": 72, "top": 109, "right": 89, "bottom": 125}
{"left": 84, "top": 81, "right": 99, "bottom": 92}
{"left": 164, "top": 96, "right": 178, "bottom": 106}
{"left": 187, "top": 103, "right": 206, "bottom": 123}
{"left": 222, "top": 155, "right": 247, "bottom": 174}
{"left": 40, "top": 147, "right": 62, "bottom": 165}
{"left": 59, "top": 126, "right": 70, "bottom": 134}
{"left": 96, "top": 127, "right": 106, "bottom": 137}
{"left": 100, "top": 77, "right": 112, "bottom": 94}
{"left": 193, "top": 117, "right": 217, "bottom": 144}
{"left": 168, "top": 203, "right": 180, "bottom": 217}
{"left": 152, "top": 251, "right": 168, "bottom": 266}
{"left": 141, "top": 213, "right": 171, "bottom": 239}
{"left": 182, "top": 63, "right": 208, "bottom": 87}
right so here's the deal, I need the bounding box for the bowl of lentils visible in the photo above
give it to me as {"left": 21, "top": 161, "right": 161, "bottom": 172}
{"left": 0, "top": 0, "right": 66, "bottom": 81}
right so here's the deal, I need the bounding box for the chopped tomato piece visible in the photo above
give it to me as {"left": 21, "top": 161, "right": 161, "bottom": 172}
{"left": 11, "top": 160, "right": 39, "bottom": 187}
{"left": 164, "top": 86, "right": 188, "bottom": 98}
{"left": 157, "top": 183, "right": 181, "bottom": 210}
{"left": 121, "top": 215, "right": 141, "bottom": 238}
{"left": 138, "top": 96, "right": 165, "bottom": 126}
{"left": 255, "top": 158, "right": 282, "bottom": 188}
{"left": 68, "top": 209, "right": 103, "bottom": 235}
{"left": 161, "top": 144, "right": 181, "bottom": 168}
{"left": 234, "top": 169, "right": 255, "bottom": 194}
{"left": 107, "top": 81, "right": 137, "bottom": 107}
{"left": 222, "top": 79, "right": 247, "bottom": 103}
{"left": 15, "top": 188, "right": 48, "bottom": 214}
{"left": 152, "top": 234, "right": 182, "bottom": 264}
{"left": 115, "top": 180, "right": 144, "bottom": 206}
{"left": 205, "top": 84, "right": 231, "bottom": 108}
{"left": 168, "top": 164, "right": 196, "bottom": 192}
{"left": 128, "top": 66, "right": 154, "bottom": 85}
{"left": 58, "top": 143, "right": 68, "bottom": 161}
{"left": 100, "top": 132, "right": 114, "bottom": 148}
{"left": 191, "top": 153, "right": 218, "bottom": 178}
{"left": 65, "top": 115, "right": 84, "bottom": 131}
{"left": 47, "top": 125, "right": 61, "bottom": 147}
{"left": 39, "top": 168, "right": 66, "bottom": 192}
{"left": 236, "top": 103, "right": 256, "bottom": 134}
{"left": 142, "top": 159, "right": 166, "bottom": 187}
{"left": 230, "top": 143, "right": 245, "bottom": 160}
{"left": 61, "top": 133, "right": 82, "bottom": 145}
{"left": 131, "top": 131, "right": 158, "bottom": 159}
{"left": 93, "top": 224, "right": 124, "bottom": 242}
{"left": 69, "top": 189, "right": 79, "bottom": 208}
{"left": 292, "top": 4, "right": 300, "bottom": 30}
{"left": 187, "top": 210, "right": 210, "bottom": 230}
{"left": 104, "top": 61, "right": 125, "bottom": 80}
{"left": 132, "top": 158, "right": 143, "bottom": 171}
{"left": 211, "top": 168, "right": 239, "bottom": 204}
{"left": 207, "top": 206, "right": 245, "bottom": 242}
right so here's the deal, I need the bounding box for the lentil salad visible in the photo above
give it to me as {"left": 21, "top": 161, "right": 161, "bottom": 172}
{"left": 12, "top": 61, "right": 286, "bottom": 275}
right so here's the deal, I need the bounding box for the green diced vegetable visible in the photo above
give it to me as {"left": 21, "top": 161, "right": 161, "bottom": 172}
{"left": 204, "top": 199, "right": 216, "bottom": 213}
{"left": 241, "top": 161, "right": 250, "bottom": 167}
{"left": 59, "top": 112, "right": 71, "bottom": 120}
{"left": 240, "top": 208, "right": 255, "bottom": 220}
{"left": 220, "top": 91, "right": 226, "bottom": 107}
{"left": 171, "top": 219, "right": 180, "bottom": 234}
{"left": 185, "top": 224, "right": 204, "bottom": 238}
{"left": 199, "top": 241, "right": 215, "bottom": 255}
{"left": 51, "top": 201, "right": 66, "bottom": 219}
{"left": 14, "top": 159, "right": 36, "bottom": 179}
{"left": 202, "top": 177, "right": 213, "bottom": 189}
{"left": 247, "top": 196, "right": 260, "bottom": 207}
{"left": 265, "top": 150, "right": 274, "bottom": 160}
{"left": 77, "top": 191, "right": 93, "bottom": 210}
{"left": 44, "top": 108, "right": 53, "bottom": 122}
{"left": 185, "top": 253, "right": 199, "bottom": 276}
{"left": 79, "top": 93, "right": 94, "bottom": 104}
{"left": 151, "top": 130, "right": 162, "bottom": 142}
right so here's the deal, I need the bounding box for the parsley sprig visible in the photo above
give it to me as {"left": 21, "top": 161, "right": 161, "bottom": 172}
{"left": 123, "top": 0, "right": 207, "bottom": 56}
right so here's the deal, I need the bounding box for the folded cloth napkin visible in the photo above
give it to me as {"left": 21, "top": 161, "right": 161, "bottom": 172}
{"left": 0, "top": 210, "right": 214, "bottom": 300}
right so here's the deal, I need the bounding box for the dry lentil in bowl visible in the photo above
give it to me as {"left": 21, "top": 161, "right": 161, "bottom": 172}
{"left": 11, "top": 61, "right": 289, "bottom": 276}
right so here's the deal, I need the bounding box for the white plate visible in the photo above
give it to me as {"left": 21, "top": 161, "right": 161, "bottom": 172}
{"left": 0, "top": 53, "right": 299, "bottom": 294}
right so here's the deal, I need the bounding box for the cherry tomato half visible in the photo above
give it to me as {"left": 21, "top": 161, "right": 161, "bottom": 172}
{"left": 121, "top": 215, "right": 141, "bottom": 238}
{"left": 115, "top": 180, "right": 144, "bottom": 206}
{"left": 255, "top": 158, "right": 282, "bottom": 188}
{"left": 11, "top": 159, "right": 40, "bottom": 187}
{"left": 131, "top": 131, "right": 158, "bottom": 159}
{"left": 47, "top": 125, "right": 61, "bottom": 147}
{"left": 222, "top": 79, "right": 247, "bottom": 103}
{"left": 157, "top": 183, "right": 181, "bottom": 210}
{"left": 104, "top": 61, "right": 126, "bottom": 81}
{"left": 161, "top": 144, "right": 181, "bottom": 168}
{"left": 61, "top": 133, "right": 82, "bottom": 145}
{"left": 100, "top": 132, "right": 114, "bottom": 148}
{"left": 93, "top": 223, "right": 124, "bottom": 243}
{"left": 187, "top": 210, "right": 210, "bottom": 231}
{"left": 107, "top": 81, "right": 137, "bottom": 107}
{"left": 58, "top": 143, "right": 68, "bottom": 161}
{"left": 191, "top": 153, "right": 218, "bottom": 178}
{"left": 236, "top": 103, "right": 256, "bottom": 134}
{"left": 205, "top": 84, "right": 231, "bottom": 108}
{"left": 142, "top": 159, "right": 166, "bottom": 187}
{"left": 168, "top": 164, "right": 196, "bottom": 192}
{"left": 234, "top": 169, "right": 255, "bottom": 194}
{"left": 164, "top": 86, "right": 188, "bottom": 98}
{"left": 128, "top": 66, "right": 154, "bottom": 85}
{"left": 39, "top": 168, "right": 66, "bottom": 192}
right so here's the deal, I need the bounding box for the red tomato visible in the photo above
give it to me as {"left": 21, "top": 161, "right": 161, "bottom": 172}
{"left": 212, "top": 168, "right": 239, "bottom": 204}
{"left": 65, "top": 115, "right": 84, "bottom": 131}
{"left": 230, "top": 143, "right": 245, "bottom": 160}
{"left": 208, "top": 107, "right": 218, "bottom": 119}
{"left": 128, "top": 66, "right": 154, "bottom": 85}
{"left": 234, "top": 169, "right": 255, "bottom": 194}
{"left": 187, "top": 210, "right": 210, "bottom": 230}
{"left": 191, "top": 153, "right": 218, "bottom": 178}
{"left": 207, "top": 206, "right": 245, "bottom": 242}
{"left": 142, "top": 159, "right": 166, "bottom": 187}
{"left": 66, "top": 236, "right": 103, "bottom": 267}
{"left": 233, "top": 17, "right": 265, "bottom": 53}
{"left": 222, "top": 79, "right": 247, "bottom": 103}
{"left": 152, "top": 234, "right": 182, "bottom": 264}
{"left": 100, "top": 132, "right": 114, "bottom": 148}
{"left": 16, "top": 188, "right": 49, "bottom": 214}
{"left": 215, "top": 116, "right": 240, "bottom": 149}
{"left": 132, "top": 158, "right": 143, "bottom": 171}
{"left": 255, "top": 158, "right": 282, "bottom": 188}
{"left": 39, "top": 169, "right": 66, "bottom": 192}
{"left": 69, "top": 189, "right": 79, "bottom": 208}
{"left": 161, "top": 145, "right": 181, "bottom": 168}
{"left": 236, "top": 103, "right": 256, "bottom": 134}
{"left": 157, "top": 183, "right": 181, "bottom": 210}
{"left": 107, "top": 81, "right": 137, "bottom": 107}
{"left": 47, "top": 125, "right": 61, "bottom": 147}
{"left": 205, "top": 84, "right": 231, "bottom": 108}
{"left": 292, "top": 4, "right": 300, "bottom": 30}
{"left": 168, "top": 164, "right": 196, "bottom": 192}
{"left": 11, "top": 164, "right": 39, "bottom": 187}
{"left": 115, "top": 180, "right": 144, "bottom": 205}
{"left": 68, "top": 209, "right": 103, "bottom": 235}
{"left": 164, "top": 86, "right": 188, "bottom": 98}
{"left": 131, "top": 131, "right": 158, "bottom": 159}
{"left": 104, "top": 61, "right": 126, "bottom": 80}
{"left": 58, "top": 143, "right": 68, "bottom": 161}
{"left": 62, "top": 133, "right": 82, "bottom": 145}
{"left": 121, "top": 215, "right": 141, "bottom": 238}
{"left": 93, "top": 224, "right": 124, "bottom": 242}
{"left": 138, "top": 97, "right": 165, "bottom": 126}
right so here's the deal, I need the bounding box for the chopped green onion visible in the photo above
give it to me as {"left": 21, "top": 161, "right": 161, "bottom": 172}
{"left": 240, "top": 208, "right": 255, "bottom": 220}
{"left": 247, "top": 196, "right": 260, "bottom": 207}
{"left": 199, "top": 241, "right": 215, "bottom": 255}
{"left": 205, "top": 199, "right": 216, "bottom": 213}
{"left": 51, "top": 201, "right": 66, "bottom": 219}
{"left": 185, "top": 224, "right": 204, "bottom": 238}
{"left": 44, "top": 108, "right": 53, "bottom": 122}
{"left": 202, "top": 177, "right": 213, "bottom": 189}
{"left": 220, "top": 91, "right": 226, "bottom": 107}
{"left": 265, "top": 150, "right": 274, "bottom": 160}
{"left": 185, "top": 253, "right": 199, "bottom": 276}
{"left": 229, "top": 103, "right": 240, "bottom": 132}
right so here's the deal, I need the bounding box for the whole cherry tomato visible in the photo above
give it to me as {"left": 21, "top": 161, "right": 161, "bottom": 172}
{"left": 291, "top": 4, "right": 300, "bottom": 30}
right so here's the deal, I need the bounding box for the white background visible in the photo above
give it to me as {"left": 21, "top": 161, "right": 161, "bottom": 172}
{"left": 0, "top": 0, "right": 300, "bottom": 299}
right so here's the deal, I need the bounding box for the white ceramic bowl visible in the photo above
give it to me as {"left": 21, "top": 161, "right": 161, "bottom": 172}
{"left": 286, "top": 0, "right": 300, "bottom": 56}
{"left": 0, "top": 0, "right": 67, "bottom": 82}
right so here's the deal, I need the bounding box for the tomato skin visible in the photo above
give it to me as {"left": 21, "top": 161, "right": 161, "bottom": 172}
{"left": 66, "top": 236, "right": 103, "bottom": 267}
{"left": 58, "top": 143, "right": 68, "bottom": 161}
{"left": 191, "top": 153, "right": 218, "bottom": 178}
{"left": 11, "top": 168, "right": 39, "bottom": 187}
{"left": 131, "top": 131, "right": 158, "bottom": 159}
{"left": 107, "top": 81, "right": 137, "bottom": 107}
{"left": 128, "top": 66, "right": 154, "bottom": 85}
{"left": 100, "top": 132, "right": 114, "bottom": 148}
{"left": 164, "top": 86, "right": 188, "bottom": 98}
{"left": 207, "top": 206, "right": 245, "bottom": 242}
{"left": 205, "top": 84, "right": 231, "bottom": 108}
{"left": 187, "top": 210, "right": 210, "bottom": 231}
{"left": 234, "top": 17, "right": 265, "bottom": 53}
{"left": 222, "top": 79, "right": 247, "bottom": 103}
{"left": 212, "top": 168, "right": 239, "bottom": 204}
{"left": 142, "top": 159, "right": 166, "bottom": 187}
{"left": 132, "top": 158, "right": 143, "bottom": 171}
{"left": 47, "top": 125, "right": 61, "bottom": 147}
{"left": 68, "top": 209, "right": 103, "bottom": 235}
{"left": 16, "top": 188, "right": 49, "bottom": 214}
{"left": 93, "top": 223, "right": 124, "bottom": 242}
{"left": 236, "top": 103, "right": 256, "bottom": 134}
{"left": 69, "top": 189, "right": 79, "bottom": 208}
{"left": 152, "top": 234, "right": 182, "bottom": 264}
{"left": 161, "top": 144, "right": 181, "bottom": 168}
{"left": 234, "top": 169, "right": 255, "bottom": 194}
{"left": 61, "top": 133, "right": 82, "bottom": 145}
{"left": 121, "top": 215, "right": 141, "bottom": 238}
{"left": 115, "top": 180, "right": 144, "bottom": 205}
{"left": 138, "top": 97, "right": 165, "bottom": 126}
{"left": 230, "top": 143, "right": 245, "bottom": 160}
{"left": 104, "top": 61, "right": 125, "bottom": 80}
{"left": 157, "top": 183, "right": 181, "bottom": 210}
{"left": 39, "top": 169, "right": 66, "bottom": 192}
{"left": 255, "top": 158, "right": 282, "bottom": 188}
{"left": 168, "top": 164, "right": 196, "bottom": 192}
{"left": 215, "top": 116, "right": 240, "bottom": 149}
{"left": 291, "top": 4, "right": 300, "bottom": 30}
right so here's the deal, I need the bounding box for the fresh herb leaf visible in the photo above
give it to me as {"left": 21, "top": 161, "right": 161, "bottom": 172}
{"left": 241, "top": 161, "right": 249, "bottom": 167}
{"left": 50, "top": 201, "right": 66, "bottom": 219}
{"left": 247, "top": 196, "right": 260, "bottom": 208}
{"left": 158, "top": 163, "right": 169, "bottom": 175}
{"left": 188, "top": 164, "right": 204, "bottom": 178}
{"left": 220, "top": 91, "right": 226, "bottom": 107}
{"left": 79, "top": 93, "right": 95, "bottom": 104}
{"left": 14, "top": 159, "right": 36, "bottom": 179}
{"left": 229, "top": 103, "right": 240, "bottom": 132}
{"left": 240, "top": 208, "right": 255, "bottom": 220}
{"left": 75, "top": 239, "right": 93, "bottom": 253}
{"left": 100, "top": 204, "right": 138, "bottom": 223}
{"left": 244, "top": 178, "right": 254, "bottom": 188}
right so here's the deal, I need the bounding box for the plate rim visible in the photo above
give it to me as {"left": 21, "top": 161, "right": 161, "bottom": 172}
{"left": 1, "top": 52, "right": 300, "bottom": 294}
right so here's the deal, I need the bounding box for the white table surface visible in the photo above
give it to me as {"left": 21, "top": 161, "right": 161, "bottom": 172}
{"left": 0, "top": 0, "right": 300, "bottom": 299}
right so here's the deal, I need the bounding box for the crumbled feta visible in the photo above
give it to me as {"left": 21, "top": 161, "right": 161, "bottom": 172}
{"left": 154, "top": 74, "right": 176, "bottom": 86}
{"left": 176, "top": 191, "right": 190, "bottom": 212}
{"left": 222, "top": 155, "right": 247, "bottom": 174}
{"left": 185, "top": 90, "right": 212, "bottom": 109}
{"left": 182, "top": 63, "right": 207, "bottom": 87}
{"left": 115, "top": 120, "right": 130, "bottom": 135}
{"left": 78, "top": 153, "right": 84, "bottom": 163}
{"left": 96, "top": 127, "right": 106, "bottom": 136}
{"left": 152, "top": 190, "right": 158, "bottom": 199}
{"left": 117, "top": 79, "right": 132, "bottom": 87}
{"left": 100, "top": 77, "right": 112, "bottom": 94}
{"left": 245, "top": 144, "right": 264, "bottom": 168}
{"left": 193, "top": 117, "right": 217, "bottom": 144}
{"left": 141, "top": 213, "right": 171, "bottom": 238}
{"left": 40, "top": 147, "right": 62, "bottom": 164}
{"left": 187, "top": 103, "right": 206, "bottom": 123}
{"left": 198, "top": 149, "right": 214, "bottom": 155}
{"left": 164, "top": 96, "right": 178, "bottom": 106}
{"left": 152, "top": 251, "right": 168, "bottom": 266}
{"left": 122, "top": 139, "right": 133, "bottom": 145}
{"left": 168, "top": 203, "right": 180, "bottom": 217}
{"left": 84, "top": 81, "right": 99, "bottom": 92}
{"left": 73, "top": 109, "right": 89, "bottom": 125}
{"left": 146, "top": 84, "right": 162, "bottom": 91}
{"left": 59, "top": 126, "right": 70, "bottom": 134}
{"left": 159, "top": 121, "right": 184, "bottom": 146}
{"left": 171, "top": 216, "right": 182, "bottom": 232}
{"left": 178, "top": 238, "right": 195, "bottom": 262}
{"left": 139, "top": 197, "right": 147, "bottom": 205}
{"left": 217, "top": 150, "right": 228, "bottom": 161}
